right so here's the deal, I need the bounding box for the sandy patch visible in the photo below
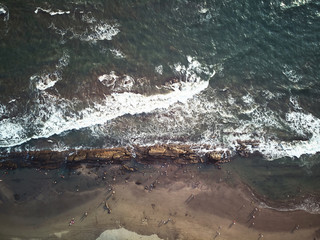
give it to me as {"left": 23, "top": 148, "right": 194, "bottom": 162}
{"left": 96, "top": 228, "right": 163, "bottom": 240}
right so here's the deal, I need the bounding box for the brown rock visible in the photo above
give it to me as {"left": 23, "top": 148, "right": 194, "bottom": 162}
{"left": 0, "top": 144, "right": 235, "bottom": 170}
{"left": 93, "top": 150, "right": 114, "bottom": 159}
{"left": 207, "top": 152, "right": 222, "bottom": 162}
{"left": 69, "top": 151, "right": 87, "bottom": 161}
{"left": 148, "top": 146, "right": 167, "bottom": 155}
{"left": 136, "top": 144, "right": 201, "bottom": 164}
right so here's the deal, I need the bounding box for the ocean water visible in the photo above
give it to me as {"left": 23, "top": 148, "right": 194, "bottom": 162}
{"left": 0, "top": 1, "right": 320, "bottom": 186}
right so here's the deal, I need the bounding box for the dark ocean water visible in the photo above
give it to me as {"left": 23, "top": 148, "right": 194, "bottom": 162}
{"left": 0, "top": 0, "right": 320, "bottom": 208}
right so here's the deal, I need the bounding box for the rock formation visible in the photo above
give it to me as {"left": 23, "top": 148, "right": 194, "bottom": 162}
{"left": 0, "top": 141, "right": 259, "bottom": 170}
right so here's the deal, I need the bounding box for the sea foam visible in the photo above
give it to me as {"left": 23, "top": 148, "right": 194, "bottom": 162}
{"left": 30, "top": 51, "right": 69, "bottom": 91}
{"left": 2, "top": 51, "right": 320, "bottom": 162}
{"left": 260, "top": 197, "right": 320, "bottom": 215}
{"left": 109, "top": 48, "right": 125, "bottom": 58}
{"left": 280, "top": 0, "right": 312, "bottom": 10}
{"left": 80, "top": 22, "right": 120, "bottom": 42}
{"left": 48, "top": 19, "right": 120, "bottom": 43}
{"left": 0, "top": 79, "right": 209, "bottom": 148}
{"left": 98, "top": 71, "right": 135, "bottom": 92}
{"left": 0, "top": 4, "right": 9, "bottom": 21}
{"left": 35, "top": 7, "right": 70, "bottom": 16}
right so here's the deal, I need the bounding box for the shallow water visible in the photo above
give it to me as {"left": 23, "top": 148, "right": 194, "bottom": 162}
{"left": 227, "top": 154, "right": 320, "bottom": 213}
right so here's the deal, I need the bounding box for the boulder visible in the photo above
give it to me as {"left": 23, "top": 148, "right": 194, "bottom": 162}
{"left": 136, "top": 144, "right": 201, "bottom": 164}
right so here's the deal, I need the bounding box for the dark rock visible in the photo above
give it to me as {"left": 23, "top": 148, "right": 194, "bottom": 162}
{"left": 13, "top": 193, "right": 20, "bottom": 201}
{"left": 236, "top": 140, "right": 260, "bottom": 158}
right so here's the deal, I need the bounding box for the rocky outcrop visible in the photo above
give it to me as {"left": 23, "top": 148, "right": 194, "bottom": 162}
{"left": 0, "top": 147, "right": 132, "bottom": 170}
{"left": 236, "top": 140, "right": 260, "bottom": 157}
{"left": 67, "top": 148, "right": 132, "bottom": 163}
{"left": 206, "top": 150, "right": 231, "bottom": 164}
{"left": 0, "top": 143, "right": 252, "bottom": 170}
{"left": 135, "top": 144, "right": 202, "bottom": 164}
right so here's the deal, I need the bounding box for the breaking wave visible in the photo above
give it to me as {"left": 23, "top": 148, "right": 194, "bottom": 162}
{"left": 86, "top": 83, "right": 320, "bottom": 161}
{"left": 35, "top": 7, "right": 70, "bottom": 16}
{"left": 2, "top": 51, "right": 320, "bottom": 162}
{"left": 260, "top": 197, "right": 320, "bottom": 215}
{"left": 0, "top": 80, "right": 209, "bottom": 148}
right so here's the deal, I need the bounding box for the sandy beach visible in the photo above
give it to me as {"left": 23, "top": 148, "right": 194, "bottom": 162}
{"left": 0, "top": 163, "right": 319, "bottom": 240}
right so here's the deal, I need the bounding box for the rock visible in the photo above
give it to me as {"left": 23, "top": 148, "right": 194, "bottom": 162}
{"left": 105, "top": 202, "right": 112, "bottom": 214}
{"left": 136, "top": 144, "right": 201, "bottom": 164}
{"left": 0, "top": 161, "right": 18, "bottom": 169}
{"left": 69, "top": 151, "right": 87, "bottom": 161}
{"left": 0, "top": 144, "right": 236, "bottom": 170}
{"left": 13, "top": 193, "right": 20, "bottom": 201}
{"left": 148, "top": 146, "right": 167, "bottom": 155}
{"left": 122, "top": 165, "right": 136, "bottom": 172}
{"left": 86, "top": 148, "right": 132, "bottom": 162}
{"left": 89, "top": 150, "right": 115, "bottom": 160}
{"left": 236, "top": 140, "right": 260, "bottom": 158}
{"left": 207, "top": 152, "right": 222, "bottom": 162}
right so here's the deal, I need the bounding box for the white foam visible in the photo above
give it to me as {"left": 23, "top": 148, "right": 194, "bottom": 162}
{"left": 111, "top": 85, "right": 320, "bottom": 161}
{"left": 260, "top": 197, "right": 320, "bottom": 214}
{"left": 35, "top": 7, "right": 70, "bottom": 16}
{"left": 282, "top": 65, "right": 302, "bottom": 83}
{"left": 0, "top": 7, "right": 6, "bottom": 15}
{"left": 98, "top": 71, "right": 118, "bottom": 86}
{"left": 0, "top": 104, "right": 6, "bottom": 117}
{"left": 280, "top": 0, "right": 312, "bottom": 10}
{"left": 3, "top": 52, "right": 320, "bottom": 161}
{"left": 97, "top": 81, "right": 320, "bottom": 161}
{"left": 31, "top": 72, "right": 61, "bottom": 91}
{"left": 261, "top": 90, "right": 276, "bottom": 100}
{"left": 98, "top": 71, "right": 135, "bottom": 92}
{"left": 96, "top": 228, "right": 163, "bottom": 240}
{"left": 30, "top": 51, "right": 69, "bottom": 91}
{"left": 155, "top": 65, "right": 163, "bottom": 75}
{"left": 221, "top": 97, "right": 320, "bottom": 160}
{"left": 0, "top": 78, "right": 209, "bottom": 148}
{"left": 81, "top": 12, "right": 96, "bottom": 23}
{"left": 225, "top": 93, "right": 235, "bottom": 105}
{"left": 231, "top": 109, "right": 320, "bottom": 160}
{"left": 109, "top": 48, "right": 125, "bottom": 58}
{"left": 0, "top": 119, "right": 27, "bottom": 147}
{"left": 0, "top": 4, "right": 9, "bottom": 21}
{"left": 172, "top": 56, "right": 215, "bottom": 82}
{"left": 199, "top": 7, "right": 209, "bottom": 14}
{"left": 289, "top": 96, "right": 302, "bottom": 111}
{"left": 242, "top": 93, "right": 255, "bottom": 105}
{"left": 49, "top": 20, "right": 120, "bottom": 43}
{"left": 80, "top": 22, "right": 120, "bottom": 42}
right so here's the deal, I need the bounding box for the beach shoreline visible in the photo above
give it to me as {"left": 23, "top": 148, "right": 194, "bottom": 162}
{"left": 0, "top": 162, "right": 320, "bottom": 240}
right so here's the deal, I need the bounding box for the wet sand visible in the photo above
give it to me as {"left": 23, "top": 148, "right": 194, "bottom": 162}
{"left": 0, "top": 163, "right": 319, "bottom": 240}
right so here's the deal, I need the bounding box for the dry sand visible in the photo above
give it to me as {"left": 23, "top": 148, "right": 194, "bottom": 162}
{"left": 0, "top": 164, "right": 319, "bottom": 240}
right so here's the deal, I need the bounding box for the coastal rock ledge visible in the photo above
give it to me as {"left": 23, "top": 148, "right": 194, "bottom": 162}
{"left": 0, "top": 143, "right": 256, "bottom": 170}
